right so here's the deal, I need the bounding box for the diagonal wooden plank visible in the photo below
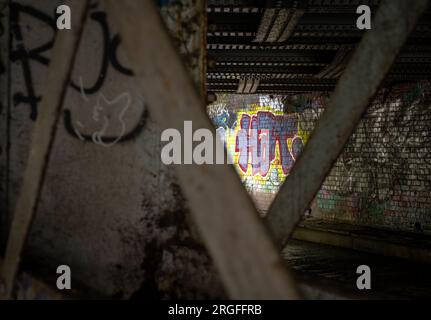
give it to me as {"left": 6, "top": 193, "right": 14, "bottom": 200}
{"left": 0, "top": 1, "right": 90, "bottom": 300}
{"left": 265, "top": 0, "right": 429, "bottom": 248}
{"left": 0, "top": 257, "right": 66, "bottom": 300}
{"left": 0, "top": 0, "right": 10, "bottom": 248}
{"left": 105, "top": 0, "right": 300, "bottom": 299}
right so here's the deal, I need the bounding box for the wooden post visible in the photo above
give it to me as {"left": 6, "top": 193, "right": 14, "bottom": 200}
{"left": 105, "top": 0, "right": 300, "bottom": 299}
{"left": 0, "top": 0, "right": 10, "bottom": 247}
{"left": 0, "top": 1, "right": 89, "bottom": 299}
{"left": 265, "top": 0, "right": 429, "bottom": 248}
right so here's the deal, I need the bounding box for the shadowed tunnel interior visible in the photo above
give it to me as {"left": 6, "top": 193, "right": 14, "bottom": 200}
{"left": 0, "top": 0, "right": 430, "bottom": 300}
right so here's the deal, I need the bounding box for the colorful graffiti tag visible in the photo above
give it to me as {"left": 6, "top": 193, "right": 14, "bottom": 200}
{"left": 236, "top": 110, "right": 304, "bottom": 175}
{"left": 210, "top": 105, "right": 309, "bottom": 193}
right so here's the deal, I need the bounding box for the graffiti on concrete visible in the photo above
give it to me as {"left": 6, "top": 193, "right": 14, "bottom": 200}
{"left": 10, "top": 1, "right": 149, "bottom": 147}
{"left": 11, "top": 2, "right": 134, "bottom": 120}
{"left": 64, "top": 91, "right": 148, "bottom": 147}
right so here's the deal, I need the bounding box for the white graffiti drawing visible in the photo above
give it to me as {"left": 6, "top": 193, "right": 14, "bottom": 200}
{"left": 73, "top": 76, "right": 131, "bottom": 147}
{"left": 91, "top": 93, "right": 130, "bottom": 147}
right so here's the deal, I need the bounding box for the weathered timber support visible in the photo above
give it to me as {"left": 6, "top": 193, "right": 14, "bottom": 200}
{"left": 105, "top": 0, "right": 300, "bottom": 299}
{"left": 0, "top": 0, "right": 90, "bottom": 299}
{"left": 265, "top": 0, "right": 429, "bottom": 248}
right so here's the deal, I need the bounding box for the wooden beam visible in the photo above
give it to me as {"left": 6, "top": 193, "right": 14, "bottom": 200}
{"left": 0, "top": 1, "right": 89, "bottom": 299}
{"left": 0, "top": 0, "right": 10, "bottom": 247}
{"left": 105, "top": 0, "right": 300, "bottom": 299}
{"left": 265, "top": 0, "right": 429, "bottom": 247}
{"left": 0, "top": 257, "right": 65, "bottom": 300}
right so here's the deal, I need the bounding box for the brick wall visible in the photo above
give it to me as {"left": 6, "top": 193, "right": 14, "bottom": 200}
{"left": 208, "top": 81, "right": 431, "bottom": 232}
{"left": 316, "top": 81, "right": 431, "bottom": 232}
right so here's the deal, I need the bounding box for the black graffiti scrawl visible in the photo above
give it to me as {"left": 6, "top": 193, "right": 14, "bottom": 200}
{"left": 10, "top": 1, "right": 142, "bottom": 125}
{"left": 10, "top": 1, "right": 149, "bottom": 145}
{"left": 10, "top": 3, "right": 54, "bottom": 120}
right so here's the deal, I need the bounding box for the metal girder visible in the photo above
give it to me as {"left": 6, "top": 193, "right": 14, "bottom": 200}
{"left": 209, "top": 48, "right": 335, "bottom": 62}
{"left": 265, "top": 0, "right": 429, "bottom": 248}
{"left": 0, "top": 1, "right": 90, "bottom": 299}
{"left": 213, "top": 65, "right": 324, "bottom": 74}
